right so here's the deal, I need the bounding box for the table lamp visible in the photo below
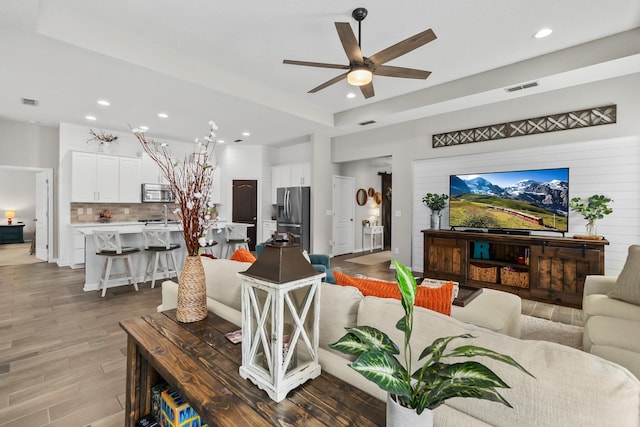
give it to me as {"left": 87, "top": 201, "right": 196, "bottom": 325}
{"left": 4, "top": 211, "right": 16, "bottom": 225}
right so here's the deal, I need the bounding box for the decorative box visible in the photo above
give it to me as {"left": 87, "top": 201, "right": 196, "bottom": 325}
{"left": 160, "top": 388, "right": 202, "bottom": 427}
{"left": 151, "top": 383, "right": 169, "bottom": 422}
{"left": 500, "top": 267, "right": 529, "bottom": 288}
{"left": 469, "top": 263, "right": 498, "bottom": 283}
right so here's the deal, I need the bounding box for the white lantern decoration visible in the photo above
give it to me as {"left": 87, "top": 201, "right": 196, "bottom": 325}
{"left": 238, "top": 241, "right": 324, "bottom": 402}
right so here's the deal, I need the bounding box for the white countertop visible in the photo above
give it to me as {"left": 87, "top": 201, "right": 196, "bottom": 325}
{"left": 71, "top": 221, "right": 253, "bottom": 235}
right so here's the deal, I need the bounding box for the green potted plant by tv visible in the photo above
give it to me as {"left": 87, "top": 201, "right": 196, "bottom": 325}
{"left": 422, "top": 193, "right": 449, "bottom": 230}
{"left": 330, "top": 259, "right": 534, "bottom": 426}
{"left": 569, "top": 194, "right": 613, "bottom": 238}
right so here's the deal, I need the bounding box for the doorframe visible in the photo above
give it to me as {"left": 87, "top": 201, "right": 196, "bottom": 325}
{"left": 331, "top": 175, "right": 355, "bottom": 256}
{"left": 0, "top": 165, "right": 54, "bottom": 262}
{"left": 231, "top": 178, "right": 259, "bottom": 250}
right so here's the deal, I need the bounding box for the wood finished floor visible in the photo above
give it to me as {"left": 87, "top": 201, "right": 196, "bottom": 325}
{"left": 0, "top": 251, "right": 582, "bottom": 426}
{"left": 0, "top": 262, "right": 162, "bottom": 427}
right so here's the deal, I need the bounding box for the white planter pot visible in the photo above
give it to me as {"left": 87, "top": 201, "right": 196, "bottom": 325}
{"left": 430, "top": 211, "right": 441, "bottom": 230}
{"left": 386, "top": 394, "right": 433, "bottom": 427}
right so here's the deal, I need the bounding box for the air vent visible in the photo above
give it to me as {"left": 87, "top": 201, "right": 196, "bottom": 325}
{"left": 505, "top": 81, "right": 539, "bottom": 93}
{"left": 358, "top": 120, "right": 377, "bottom": 126}
{"left": 21, "top": 98, "right": 39, "bottom": 106}
{"left": 234, "top": 139, "right": 243, "bottom": 143}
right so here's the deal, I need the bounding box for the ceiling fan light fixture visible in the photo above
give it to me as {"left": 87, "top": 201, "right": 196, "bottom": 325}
{"left": 347, "top": 68, "right": 373, "bottom": 86}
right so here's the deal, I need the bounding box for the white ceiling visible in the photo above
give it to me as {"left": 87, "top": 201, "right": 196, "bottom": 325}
{"left": 1, "top": 0, "right": 639, "bottom": 146}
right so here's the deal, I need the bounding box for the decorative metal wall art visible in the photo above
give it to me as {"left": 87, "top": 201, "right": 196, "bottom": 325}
{"left": 432, "top": 104, "right": 616, "bottom": 148}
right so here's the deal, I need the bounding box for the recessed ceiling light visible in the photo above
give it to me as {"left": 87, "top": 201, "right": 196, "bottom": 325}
{"left": 158, "top": 113, "right": 168, "bottom": 118}
{"left": 139, "top": 125, "right": 149, "bottom": 131}
{"left": 346, "top": 92, "right": 356, "bottom": 99}
{"left": 242, "top": 131, "right": 250, "bottom": 137}
{"left": 85, "top": 115, "right": 97, "bottom": 121}
{"left": 217, "top": 140, "right": 225, "bottom": 144}
{"left": 97, "top": 99, "right": 110, "bottom": 106}
{"left": 533, "top": 28, "right": 552, "bottom": 39}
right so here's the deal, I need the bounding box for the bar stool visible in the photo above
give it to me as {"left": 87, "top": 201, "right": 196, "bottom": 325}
{"left": 93, "top": 230, "right": 140, "bottom": 297}
{"left": 143, "top": 228, "right": 181, "bottom": 288}
{"left": 223, "top": 224, "right": 250, "bottom": 258}
{"left": 201, "top": 228, "right": 219, "bottom": 257}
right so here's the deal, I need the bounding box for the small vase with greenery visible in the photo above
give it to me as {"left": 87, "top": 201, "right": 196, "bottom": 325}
{"left": 422, "top": 193, "right": 448, "bottom": 230}
{"left": 569, "top": 194, "right": 613, "bottom": 237}
{"left": 330, "top": 259, "right": 534, "bottom": 425}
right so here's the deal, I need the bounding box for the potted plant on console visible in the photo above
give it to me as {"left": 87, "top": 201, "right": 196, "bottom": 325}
{"left": 330, "top": 259, "right": 534, "bottom": 426}
{"left": 569, "top": 194, "right": 613, "bottom": 239}
{"left": 422, "top": 193, "right": 448, "bottom": 230}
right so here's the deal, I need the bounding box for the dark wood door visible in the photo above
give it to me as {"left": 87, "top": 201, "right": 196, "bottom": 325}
{"left": 232, "top": 179, "right": 257, "bottom": 250}
{"left": 379, "top": 172, "right": 392, "bottom": 249}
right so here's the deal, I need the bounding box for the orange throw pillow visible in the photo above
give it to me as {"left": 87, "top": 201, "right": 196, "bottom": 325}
{"left": 230, "top": 248, "right": 256, "bottom": 263}
{"left": 334, "top": 270, "right": 453, "bottom": 316}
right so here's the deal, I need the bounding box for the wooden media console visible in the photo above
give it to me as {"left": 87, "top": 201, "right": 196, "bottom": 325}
{"left": 422, "top": 230, "right": 608, "bottom": 308}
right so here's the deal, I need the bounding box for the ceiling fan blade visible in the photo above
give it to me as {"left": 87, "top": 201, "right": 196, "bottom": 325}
{"left": 360, "top": 82, "right": 375, "bottom": 99}
{"left": 374, "top": 65, "right": 432, "bottom": 79}
{"left": 283, "top": 59, "right": 350, "bottom": 70}
{"left": 335, "top": 22, "right": 364, "bottom": 64}
{"left": 368, "top": 28, "right": 436, "bottom": 66}
{"left": 308, "top": 72, "right": 350, "bottom": 93}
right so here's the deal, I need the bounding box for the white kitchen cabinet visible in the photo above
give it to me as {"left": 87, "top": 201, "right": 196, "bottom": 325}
{"left": 71, "top": 151, "right": 141, "bottom": 202}
{"left": 96, "top": 155, "right": 119, "bottom": 202}
{"left": 290, "top": 163, "right": 311, "bottom": 187}
{"left": 71, "top": 152, "right": 99, "bottom": 202}
{"left": 119, "top": 156, "right": 142, "bottom": 202}
{"left": 271, "top": 162, "right": 310, "bottom": 203}
{"left": 141, "top": 152, "right": 168, "bottom": 184}
{"left": 72, "top": 230, "right": 86, "bottom": 266}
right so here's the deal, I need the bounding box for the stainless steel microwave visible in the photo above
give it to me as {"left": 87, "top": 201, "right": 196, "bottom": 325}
{"left": 141, "top": 183, "right": 175, "bottom": 203}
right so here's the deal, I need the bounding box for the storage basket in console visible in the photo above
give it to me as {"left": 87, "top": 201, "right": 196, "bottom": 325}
{"left": 500, "top": 267, "right": 529, "bottom": 288}
{"left": 468, "top": 263, "right": 498, "bottom": 283}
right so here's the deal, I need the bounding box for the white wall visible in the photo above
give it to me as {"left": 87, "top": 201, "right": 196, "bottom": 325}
{"left": 412, "top": 137, "right": 640, "bottom": 276}
{"left": 0, "top": 119, "right": 58, "bottom": 255}
{"left": 332, "top": 73, "right": 640, "bottom": 269}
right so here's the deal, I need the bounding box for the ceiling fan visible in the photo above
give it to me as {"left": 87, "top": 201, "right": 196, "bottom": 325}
{"left": 283, "top": 7, "right": 437, "bottom": 99}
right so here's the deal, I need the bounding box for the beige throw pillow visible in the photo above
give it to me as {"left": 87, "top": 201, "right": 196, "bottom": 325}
{"left": 609, "top": 245, "right": 640, "bottom": 305}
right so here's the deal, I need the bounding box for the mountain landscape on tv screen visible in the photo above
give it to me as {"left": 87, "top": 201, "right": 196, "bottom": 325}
{"left": 449, "top": 169, "right": 569, "bottom": 231}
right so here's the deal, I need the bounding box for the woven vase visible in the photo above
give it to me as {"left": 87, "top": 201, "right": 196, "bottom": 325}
{"left": 176, "top": 255, "right": 208, "bottom": 323}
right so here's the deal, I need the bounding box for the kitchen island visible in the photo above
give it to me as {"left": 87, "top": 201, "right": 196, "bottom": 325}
{"left": 73, "top": 221, "right": 242, "bottom": 293}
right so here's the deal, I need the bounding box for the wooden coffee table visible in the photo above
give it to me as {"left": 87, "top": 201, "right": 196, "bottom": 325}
{"left": 120, "top": 310, "right": 385, "bottom": 426}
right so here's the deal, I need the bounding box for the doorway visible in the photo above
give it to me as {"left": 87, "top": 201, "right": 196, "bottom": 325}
{"left": 332, "top": 175, "right": 355, "bottom": 256}
{"left": 379, "top": 172, "right": 392, "bottom": 249}
{"left": 0, "top": 166, "right": 53, "bottom": 265}
{"left": 232, "top": 179, "right": 257, "bottom": 251}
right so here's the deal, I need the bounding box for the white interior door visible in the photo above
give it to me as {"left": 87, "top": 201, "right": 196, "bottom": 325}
{"left": 332, "top": 175, "right": 354, "bottom": 256}
{"left": 35, "top": 171, "right": 49, "bottom": 261}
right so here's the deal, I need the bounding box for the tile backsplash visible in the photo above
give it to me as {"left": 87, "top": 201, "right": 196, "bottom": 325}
{"left": 70, "top": 202, "right": 171, "bottom": 223}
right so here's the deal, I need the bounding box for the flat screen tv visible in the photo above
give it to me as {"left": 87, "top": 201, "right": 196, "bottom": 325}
{"left": 449, "top": 168, "right": 569, "bottom": 233}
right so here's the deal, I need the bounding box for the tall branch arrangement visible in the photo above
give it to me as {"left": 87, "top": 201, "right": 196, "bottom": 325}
{"left": 132, "top": 121, "right": 218, "bottom": 256}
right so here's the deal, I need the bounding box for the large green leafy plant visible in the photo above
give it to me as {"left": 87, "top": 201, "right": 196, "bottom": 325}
{"left": 330, "top": 259, "right": 534, "bottom": 414}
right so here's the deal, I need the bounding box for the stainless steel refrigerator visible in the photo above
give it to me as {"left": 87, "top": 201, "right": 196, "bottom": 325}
{"left": 276, "top": 187, "right": 310, "bottom": 252}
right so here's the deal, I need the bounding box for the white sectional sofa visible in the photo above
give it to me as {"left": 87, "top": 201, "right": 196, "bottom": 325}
{"left": 159, "top": 257, "right": 640, "bottom": 427}
{"left": 583, "top": 245, "right": 640, "bottom": 379}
